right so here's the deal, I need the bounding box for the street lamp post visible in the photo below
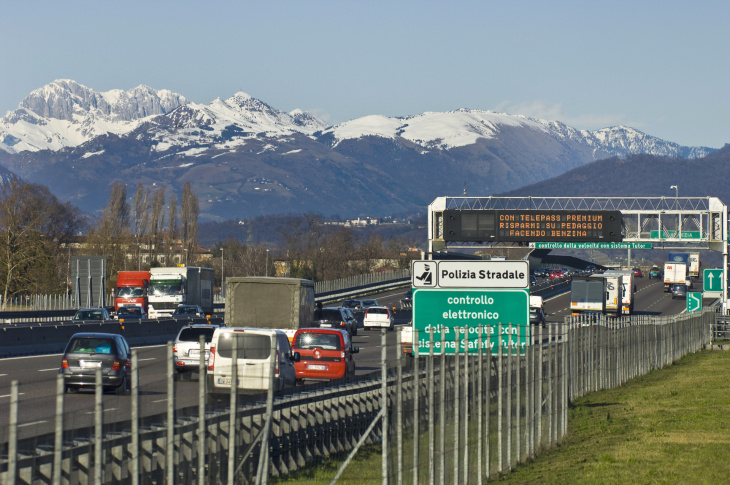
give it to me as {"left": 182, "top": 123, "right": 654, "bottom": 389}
{"left": 266, "top": 249, "right": 269, "bottom": 277}
{"left": 221, "top": 248, "right": 224, "bottom": 295}
{"left": 670, "top": 185, "right": 678, "bottom": 208}
{"left": 184, "top": 248, "right": 188, "bottom": 266}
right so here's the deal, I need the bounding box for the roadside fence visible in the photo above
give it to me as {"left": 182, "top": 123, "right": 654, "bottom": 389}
{"left": 0, "top": 308, "right": 714, "bottom": 484}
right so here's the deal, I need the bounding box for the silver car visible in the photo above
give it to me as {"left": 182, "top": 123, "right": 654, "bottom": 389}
{"left": 173, "top": 323, "right": 225, "bottom": 380}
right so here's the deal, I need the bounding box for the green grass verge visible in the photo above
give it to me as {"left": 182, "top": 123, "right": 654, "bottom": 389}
{"left": 272, "top": 349, "right": 730, "bottom": 484}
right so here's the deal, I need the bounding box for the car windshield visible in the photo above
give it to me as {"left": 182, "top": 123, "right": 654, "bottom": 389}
{"left": 530, "top": 307, "right": 540, "bottom": 314}
{"left": 294, "top": 332, "right": 342, "bottom": 351}
{"left": 117, "top": 287, "right": 144, "bottom": 297}
{"left": 150, "top": 279, "right": 183, "bottom": 296}
{"left": 68, "top": 338, "right": 115, "bottom": 354}
{"left": 74, "top": 310, "right": 105, "bottom": 320}
{"left": 367, "top": 308, "right": 388, "bottom": 316}
{"left": 175, "top": 306, "right": 198, "bottom": 314}
{"left": 118, "top": 307, "right": 142, "bottom": 316}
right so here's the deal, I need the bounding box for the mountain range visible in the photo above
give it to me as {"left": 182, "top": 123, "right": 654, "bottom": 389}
{"left": 0, "top": 80, "right": 720, "bottom": 221}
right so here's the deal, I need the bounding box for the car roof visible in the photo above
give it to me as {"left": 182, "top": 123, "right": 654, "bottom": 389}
{"left": 68, "top": 332, "right": 122, "bottom": 339}
{"left": 77, "top": 307, "right": 106, "bottom": 311}
{"left": 295, "top": 327, "right": 347, "bottom": 335}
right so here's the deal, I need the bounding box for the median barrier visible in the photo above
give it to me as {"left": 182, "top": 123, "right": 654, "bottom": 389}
{"left": 0, "top": 317, "right": 221, "bottom": 358}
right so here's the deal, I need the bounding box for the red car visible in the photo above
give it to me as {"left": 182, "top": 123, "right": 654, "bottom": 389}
{"left": 633, "top": 268, "right": 643, "bottom": 277}
{"left": 550, "top": 269, "right": 564, "bottom": 279}
{"left": 291, "top": 328, "right": 358, "bottom": 383}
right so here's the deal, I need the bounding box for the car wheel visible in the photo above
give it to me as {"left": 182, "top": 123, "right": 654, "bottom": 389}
{"left": 115, "top": 376, "right": 127, "bottom": 396}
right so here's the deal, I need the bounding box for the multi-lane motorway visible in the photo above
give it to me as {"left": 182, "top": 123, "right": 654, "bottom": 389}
{"left": 0, "top": 276, "right": 702, "bottom": 448}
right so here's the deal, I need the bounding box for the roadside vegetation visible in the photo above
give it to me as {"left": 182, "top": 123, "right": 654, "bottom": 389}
{"left": 272, "top": 348, "right": 730, "bottom": 484}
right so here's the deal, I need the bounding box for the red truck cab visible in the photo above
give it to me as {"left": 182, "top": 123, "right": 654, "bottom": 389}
{"left": 115, "top": 270, "right": 150, "bottom": 313}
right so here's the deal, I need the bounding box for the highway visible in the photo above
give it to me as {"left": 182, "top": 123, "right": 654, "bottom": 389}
{"left": 0, "top": 278, "right": 703, "bottom": 450}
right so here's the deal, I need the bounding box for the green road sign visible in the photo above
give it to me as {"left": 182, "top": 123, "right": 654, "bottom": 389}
{"left": 703, "top": 268, "right": 724, "bottom": 292}
{"left": 531, "top": 242, "right": 651, "bottom": 249}
{"left": 412, "top": 288, "right": 529, "bottom": 355}
{"left": 650, "top": 230, "right": 701, "bottom": 239}
{"left": 687, "top": 292, "right": 702, "bottom": 313}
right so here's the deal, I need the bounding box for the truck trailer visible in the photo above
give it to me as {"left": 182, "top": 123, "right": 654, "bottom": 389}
{"left": 114, "top": 270, "right": 150, "bottom": 312}
{"left": 224, "top": 277, "right": 315, "bottom": 342}
{"left": 148, "top": 266, "right": 214, "bottom": 318}
{"left": 570, "top": 274, "right": 622, "bottom": 316}
{"left": 663, "top": 262, "right": 688, "bottom": 292}
{"left": 602, "top": 269, "right": 636, "bottom": 315}
{"left": 688, "top": 253, "right": 701, "bottom": 279}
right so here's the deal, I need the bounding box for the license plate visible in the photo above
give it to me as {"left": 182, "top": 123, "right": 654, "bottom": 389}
{"left": 189, "top": 350, "right": 209, "bottom": 358}
{"left": 307, "top": 364, "right": 326, "bottom": 371}
{"left": 80, "top": 360, "right": 102, "bottom": 369}
{"left": 319, "top": 323, "right": 332, "bottom": 328}
{"left": 217, "top": 377, "right": 232, "bottom": 385}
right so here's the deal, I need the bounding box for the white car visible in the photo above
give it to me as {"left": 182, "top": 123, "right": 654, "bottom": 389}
{"left": 363, "top": 306, "right": 394, "bottom": 331}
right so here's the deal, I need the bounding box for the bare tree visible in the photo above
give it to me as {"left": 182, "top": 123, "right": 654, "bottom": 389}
{"left": 133, "top": 184, "right": 150, "bottom": 270}
{"left": 180, "top": 182, "right": 199, "bottom": 265}
{"left": 0, "top": 180, "right": 83, "bottom": 309}
{"left": 86, "top": 182, "right": 131, "bottom": 278}
{"left": 164, "top": 194, "right": 178, "bottom": 265}
{"left": 148, "top": 187, "right": 166, "bottom": 265}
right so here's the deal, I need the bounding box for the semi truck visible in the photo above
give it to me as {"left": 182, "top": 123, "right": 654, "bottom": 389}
{"left": 224, "top": 277, "right": 315, "bottom": 342}
{"left": 570, "top": 274, "right": 622, "bottom": 316}
{"left": 602, "top": 269, "right": 636, "bottom": 315}
{"left": 688, "top": 253, "right": 701, "bottom": 279}
{"left": 114, "top": 270, "right": 150, "bottom": 313}
{"left": 148, "top": 266, "right": 214, "bottom": 318}
{"left": 663, "top": 262, "right": 688, "bottom": 292}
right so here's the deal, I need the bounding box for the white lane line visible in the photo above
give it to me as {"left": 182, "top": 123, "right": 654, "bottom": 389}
{"left": 19, "top": 420, "right": 47, "bottom": 428}
{"left": 86, "top": 408, "right": 118, "bottom": 414}
{"left": 0, "top": 393, "right": 25, "bottom": 398}
{"left": 0, "top": 374, "right": 7, "bottom": 377}
{"left": 152, "top": 398, "right": 168, "bottom": 403}
{"left": 39, "top": 368, "right": 60, "bottom": 372}
{"left": 136, "top": 358, "right": 156, "bottom": 362}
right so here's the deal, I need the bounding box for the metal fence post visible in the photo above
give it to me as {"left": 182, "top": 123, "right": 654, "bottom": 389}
{"left": 396, "top": 328, "right": 403, "bottom": 485}
{"left": 412, "top": 328, "right": 419, "bottom": 485}
{"left": 228, "top": 337, "right": 238, "bottom": 485}
{"left": 381, "top": 328, "right": 388, "bottom": 485}
{"left": 53, "top": 374, "right": 64, "bottom": 485}
{"left": 439, "top": 328, "right": 446, "bottom": 485}
{"left": 428, "top": 328, "right": 435, "bottom": 485}
{"left": 167, "top": 342, "right": 175, "bottom": 485}
{"left": 8, "top": 380, "right": 18, "bottom": 485}
{"left": 198, "top": 334, "right": 207, "bottom": 485}
{"left": 132, "top": 350, "right": 139, "bottom": 485}
{"left": 258, "top": 334, "right": 277, "bottom": 485}
{"left": 95, "top": 368, "right": 103, "bottom": 484}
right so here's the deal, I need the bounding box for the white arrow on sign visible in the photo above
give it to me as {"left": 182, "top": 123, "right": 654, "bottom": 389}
{"left": 708, "top": 272, "right": 715, "bottom": 289}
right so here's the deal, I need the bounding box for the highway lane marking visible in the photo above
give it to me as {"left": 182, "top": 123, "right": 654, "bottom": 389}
{"left": 0, "top": 373, "right": 7, "bottom": 377}
{"left": 0, "top": 392, "right": 25, "bottom": 398}
{"left": 86, "top": 408, "right": 119, "bottom": 414}
{"left": 39, "top": 368, "right": 60, "bottom": 372}
{"left": 18, "top": 420, "right": 47, "bottom": 428}
{"left": 137, "top": 358, "right": 156, "bottom": 362}
{"left": 152, "top": 398, "right": 168, "bottom": 403}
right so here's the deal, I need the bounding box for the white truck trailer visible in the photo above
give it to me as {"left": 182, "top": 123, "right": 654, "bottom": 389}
{"left": 663, "top": 262, "right": 688, "bottom": 292}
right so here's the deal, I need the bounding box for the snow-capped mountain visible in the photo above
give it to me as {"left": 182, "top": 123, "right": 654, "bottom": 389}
{"left": 0, "top": 80, "right": 719, "bottom": 221}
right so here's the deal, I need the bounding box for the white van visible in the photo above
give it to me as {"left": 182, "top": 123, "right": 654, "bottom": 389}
{"left": 206, "top": 327, "right": 299, "bottom": 400}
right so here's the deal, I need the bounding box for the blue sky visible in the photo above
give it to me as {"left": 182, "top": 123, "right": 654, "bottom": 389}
{"left": 2, "top": 0, "right": 727, "bottom": 148}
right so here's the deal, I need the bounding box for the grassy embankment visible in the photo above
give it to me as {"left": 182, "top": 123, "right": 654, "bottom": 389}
{"left": 272, "top": 348, "right": 730, "bottom": 484}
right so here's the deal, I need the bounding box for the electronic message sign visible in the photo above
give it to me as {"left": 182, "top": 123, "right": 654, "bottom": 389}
{"left": 442, "top": 210, "right": 622, "bottom": 243}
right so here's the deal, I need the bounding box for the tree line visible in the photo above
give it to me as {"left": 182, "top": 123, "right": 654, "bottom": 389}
{"left": 0, "top": 180, "right": 419, "bottom": 308}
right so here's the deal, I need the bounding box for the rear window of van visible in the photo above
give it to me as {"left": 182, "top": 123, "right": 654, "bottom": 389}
{"left": 217, "top": 333, "right": 271, "bottom": 360}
